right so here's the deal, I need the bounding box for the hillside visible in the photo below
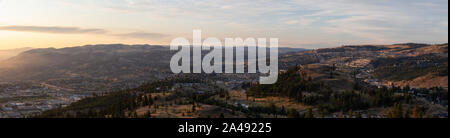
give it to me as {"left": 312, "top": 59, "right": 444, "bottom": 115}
{"left": 0, "top": 47, "right": 33, "bottom": 61}
{"left": 0, "top": 44, "right": 174, "bottom": 82}
{"left": 13, "top": 43, "right": 446, "bottom": 118}
{"left": 282, "top": 43, "right": 448, "bottom": 88}
{"left": 1, "top": 43, "right": 446, "bottom": 90}
{"left": 0, "top": 44, "right": 307, "bottom": 81}
{"left": 38, "top": 65, "right": 448, "bottom": 118}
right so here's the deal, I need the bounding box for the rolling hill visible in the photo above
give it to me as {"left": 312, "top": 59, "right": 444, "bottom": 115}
{"left": 0, "top": 44, "right": 174, "bottom": 82}
{"left": 0, "top": 47, "right": 33, "bottom": 61}
{"left": 281, "top": 43, "right": 448, "bottom": 88}
{"left": 0, "top": 44, "right": 308, "bottom": 82}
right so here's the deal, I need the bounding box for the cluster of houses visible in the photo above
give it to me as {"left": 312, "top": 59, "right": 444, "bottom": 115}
{"left": 1, "top": 100, "right": 64, "bottom": 118}
{"left": 0, "top": 94, "right": 86, "bottom": 118}
{"left": 0, "top": 82, "right": 91, "bottom": 118}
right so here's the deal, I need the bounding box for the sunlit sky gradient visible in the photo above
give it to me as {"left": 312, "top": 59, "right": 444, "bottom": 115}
{"left": 0, "top": 0, "right": 448, "bottom": 50}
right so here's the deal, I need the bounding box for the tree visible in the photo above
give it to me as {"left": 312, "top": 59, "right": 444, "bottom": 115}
{"left": 397, "top": 103, "right": 403, "bottom": 118}
{"left": 144, "top": 110, "right": 152, "bottom": 118}
{"left": 404, "top": 108, "right": 411, "bottom": 118}
{"left": 329, "top": 63, "right": 336, "bottom": 79}
{"left": 319, "top": 112, "right": 325, "bottom": 118}
{"left": 143, "top": 95, "right": 149, "bottom": 106}
{"left": 149, "top": 95, "right": 154, "bottom": 105}
{"left": 269, "top": 103, "right": 277, "bottom": 118}
{"left": 287, "top": 109, "right": 300, "bottom": 118}
{"left": 424, "top": 112, "right": 431, "bottom": 118}
{"left": 413, "top": 105, "right": 423, "bottom": 118}
{"left": 192, "top": 104, "right": 196, "bottom": 112}
{"left": 87, "top": 109, "right": 95, "bottom": 118}
{"left": 387, "top": 103, "right": 403, "bottom": 118}
{"left": 355, "top": 112, "right": 362, "bottom": 118}
{"left": 347, "top": 109, "right": 353, "bottom": 118}
{"left": 133, "top": 111, "right": 138, "bottom": 118}
{"left": 304, "top": 108, "right": 314, "bottom": 118}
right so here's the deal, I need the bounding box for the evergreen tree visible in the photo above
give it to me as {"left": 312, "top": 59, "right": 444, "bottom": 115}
{"left": 424, "top": 112, "right": 431, "bottom": 118}
{"left": 287, "top": 109, "right": 300, "bottom": 118}
{"left": 304, "top": 108, "right": 314, "bottom": 118}
{"left": 144, "top": 110, "right": 152, "bottom": 118}
{"left": 269, "top": 103, "right": 277, "bottom": 118}
{"left": 320, "top": 112, "right": 325, "bottom": 118}
{"left": 133, "top": 111, "right": 138, "bottom": 118}
{"left": 387, "top": 103, "right": 404, "bottom": 118}
{"left": 413, "top": 105, "right": 423, "bottom": 118}
{"left": 192, "top": 104, "right": 196, "bottom": 112}
{"left": 348, "top": 109, "right": 353, "bottom": 118}
{"left": 143, "top": 95, "right": 149, "bottom": 106}
{"left": 281, "top": 106, "right": 286, "bottom": 115}
{"left": 404, "top": 108, "right": 411, "bottom": 118}
{"left": 355, "top": 112, "right": 362, "bottom": 118}
{"left": 149, "top": 95, "right": 154, "bottom": 105}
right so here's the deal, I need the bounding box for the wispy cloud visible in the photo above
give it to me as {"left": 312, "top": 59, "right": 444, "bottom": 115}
{"left": 0, "top": 25, "right": 169, "bottom": 40}
{"left": 91, "top": 0, "right": 447, "bottom": 45}
{"left": 283, "top": 17, "right": 317, "bottom": 26}
{"left": 114, "top": 32, "right": 169, "bottom": 39}
{"left": 0, "top": 25, "right": 107, "bottom": 34}
{"left": 1, "top": 0, "right": 447, "bottom": 48}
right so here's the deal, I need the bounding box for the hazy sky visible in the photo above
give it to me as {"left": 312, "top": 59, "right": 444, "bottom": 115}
{"left": 0, "top": 0, "right": 448, "bottom": 49}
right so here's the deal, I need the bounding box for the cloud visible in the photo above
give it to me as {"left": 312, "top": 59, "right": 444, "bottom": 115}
{"left": 2, "top": 0, "right": 447, "bottom": 48}
{"left": 114, "top": 32, "right": 169, "bottom": 39}
{"left": 284, "top": 17, "right": 317, "bottom": 26}
{"left": 289, "top": 0, "right": 447, "bottom": 43}
{"left": 102, "top": 0, "right": 295, "bottom": 20}
{"left": 112, "top": 1, "right": 446, "bottom": 33}
{"left": 0, "top": 25, "right": 107, "bottom": 34}
{"left": 0, "top": 25, "right": 168, "bottom": 41}
{"left": 440, "top": 21, "right": 448, "bottom": 28}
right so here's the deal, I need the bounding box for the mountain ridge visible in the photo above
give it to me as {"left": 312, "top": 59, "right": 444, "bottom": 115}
{"left": 0, "top": 43, "right": 447, "bottom": 88}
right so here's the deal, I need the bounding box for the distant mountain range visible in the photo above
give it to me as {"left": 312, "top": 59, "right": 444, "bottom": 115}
{"left": 0, "top": 44, "right": 175, "bottom": 82}
{"left": 0, "top": 43, "right": 447, "bottom": 88}
{"left": 0, "top": 44, "right": 307, "bottom": 82}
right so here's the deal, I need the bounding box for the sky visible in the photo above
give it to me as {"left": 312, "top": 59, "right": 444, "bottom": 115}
{"left": 0, "top": 0, "right": 448, "bottom": 50}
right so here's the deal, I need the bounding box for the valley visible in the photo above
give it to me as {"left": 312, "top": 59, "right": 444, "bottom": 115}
{"left": 0, "top": 43, "right": 448, "bottom": 118}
